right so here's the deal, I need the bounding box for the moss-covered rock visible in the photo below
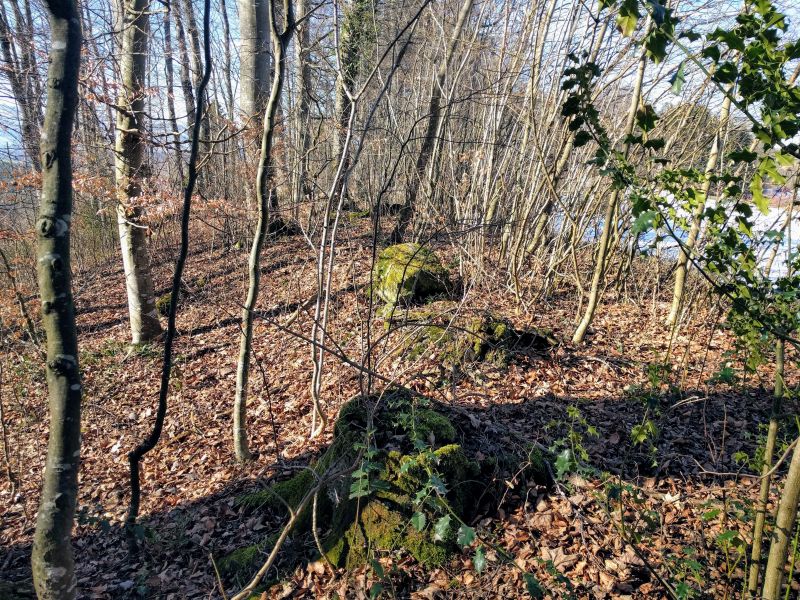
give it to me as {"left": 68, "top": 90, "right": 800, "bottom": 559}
{"left": 155, "top": 292, "right": 172, "bottom": 316}
{"left": 373, "top": 243, "right": 450, "bottom": 306}
{"left": 217, "top": 538, "right": 270, "bottom": 584}
{"left": 268, "top": 217, "right": 301, "bottom": 237}
{"left": 225, "top": 389, "right": 485, "bottom": 575}
{"left": 222, "top": 388, "right": 553, "bottom": 590}
{"left": 398, "top": 310, "right": 557, "bottom": 369}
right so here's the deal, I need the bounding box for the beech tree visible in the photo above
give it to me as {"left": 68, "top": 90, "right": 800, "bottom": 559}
{"left": 30, "top": 0, "right": 82, "bottom": 594}
{"left": 115, "top": 0, "right": 162, "bottom": 344}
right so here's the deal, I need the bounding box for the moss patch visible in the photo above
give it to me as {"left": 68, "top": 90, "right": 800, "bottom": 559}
{"left": 223, "top": 388, "right": 552, "bottom": 588}
{"left": 396, "top": 309, "right": 557, "bottom": 369}
{"left": 156, "top": 292, "right": 172, "bottom": 316}
{"left": 226, "top": 390, "right": 483, "bottom": 574}
{"left": 373, "top": 243, "right": 450, "bottom": 306}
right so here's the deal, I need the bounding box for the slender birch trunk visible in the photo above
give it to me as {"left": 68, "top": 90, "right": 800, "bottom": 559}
{"left": 666, "top": 86, "right": 733, "bottom": 327}
{"left": 747, "top": 339, "right": 785, "bottom": 597}
{"left": 761, "top": 433, "right": 800, "bottom": 599}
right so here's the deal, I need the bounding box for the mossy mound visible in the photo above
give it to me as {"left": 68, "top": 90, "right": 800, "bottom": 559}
{"left": 396, "top": 310, "right": 557, "bottom": 368}
{"left": 223, "top": 389, "right": 481, "bottom": 578}
{"left": 155, "top": 292, "right": 172, "bottom": 316}
{"left": 372, "top": 243, "right": 450, "bottom": 306}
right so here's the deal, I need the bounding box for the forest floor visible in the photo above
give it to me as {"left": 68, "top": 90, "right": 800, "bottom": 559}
{"left": 1, "top": 220, "right": 798, "bottom": 599}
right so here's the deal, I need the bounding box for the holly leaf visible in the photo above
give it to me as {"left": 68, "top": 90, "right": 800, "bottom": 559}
{"left": 670, "top": 61, "right": 686, "bottom": 94}
{"left": 524, "top": 573, "right": 545, "bottom": 599}
{"left": 555, "top": 449, "right": 573, "bottom": 478}
{"left": 433, "top": 515, "right": 451, "bottom": 542}
{"left": 473, "top": 546, "right": 487, "bottom": 574}
{"left": 410, "top": 511, "right": 426, "bottom": 532}
{"left": 616, "top": 0, "right": 640, "bottom": 37}
{"left": 457, "top": 524, "right": 475, "bottom": 547}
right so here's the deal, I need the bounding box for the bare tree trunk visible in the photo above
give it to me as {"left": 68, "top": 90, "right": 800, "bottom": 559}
{"left": 234, "top": 0, "right": 294, "bottom": 461}
{"left": 292, "top": 0, "right": 311, "bottom": 215}
{"left": 238, "top": 0, "right": 270, "bottom": 121}
{"left": 219, "top": 0, "right": 235, "bottom": 118}
{"left": 172, "top": 0, "right": 196, "bottom": 126}
{"left": 115, "top": 0, "right": 162, "bottom": 344}
{"left": 390, "top": 0, "right": 474, "bottom": 243}
{"left": 31, "top": 0, "right": 82, "bottom": 595}
{"left": 666, "top": 87, "right": 733, "bottom": 327}
{"left": 163, "top": 0, "right": 185, "bottom": 184}
{"left": 572, "top": 22, "right": 649, "bottom": 344}
{"left": 747, "top": 339, "right": 785, "bottom": 598}
{"left": 761, "top": 432, "right": 800, "bottom": 599}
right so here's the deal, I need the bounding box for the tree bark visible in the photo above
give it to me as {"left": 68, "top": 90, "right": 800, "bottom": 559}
{"left": 390, "top": 0, "right": 474, "bottom": 243}
{"left": 292, "top": 0, "right": 311, "bottom": 214}
{"left": 572, "top": 21, "right": 649, "bottom": 344}
{"left": 234, "top": 0, "right": 294, "bottom": 461}
{"left": 238, "top": 0, "right": 270, "bottom": 121}
{"left": 761, "top": 433, "right": 800, "bottom": 599}
{"left": 31, "top": 0, "right": 82, "bottom": 595}
{"left": 115, "top": 0, "right": 162, "bottom": 344}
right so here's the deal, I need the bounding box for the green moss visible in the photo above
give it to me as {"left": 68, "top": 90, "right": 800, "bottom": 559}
{"left": 239, "top": 469, "right": 315, "bottom": 512}
{"left": 373, "top": 243, "right": 449, "bottom": 306}
{"left": 218, "top": 538, "right": 270, "bottom": 583}
{"left": 390, "top": 444, "right": 479, "bottom": 515}
{"left": 416, "top": 409, "right": 457, "bottom": 444}
{"left": 226, "top": 391, "right": 527, "bottom": 579}
{"left": 397, "top": 311, "right": 556, "bottom": 369}
{"left": 347, "top": 208, "right": 371, "bottom": 221}
{"left": 156, "top": 292, "right": 171, "bottom": 316}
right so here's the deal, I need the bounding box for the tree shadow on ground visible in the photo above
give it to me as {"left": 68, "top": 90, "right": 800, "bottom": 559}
{"left": 0, "top": 383, "right": 794, "bottom": 599}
